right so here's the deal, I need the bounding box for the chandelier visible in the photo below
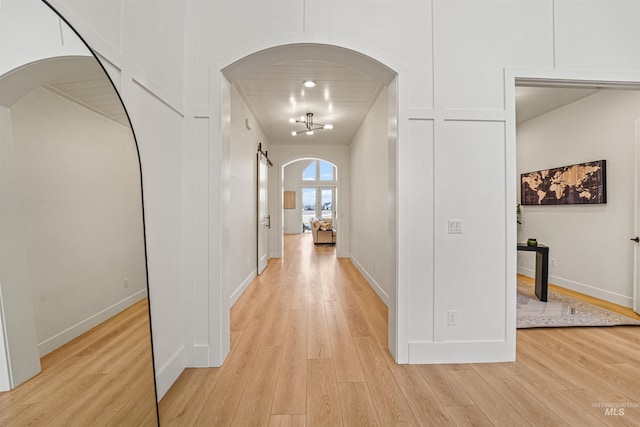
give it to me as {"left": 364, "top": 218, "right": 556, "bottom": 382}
{"left": 290, "top": 112, "right": 333, "bottom": 136}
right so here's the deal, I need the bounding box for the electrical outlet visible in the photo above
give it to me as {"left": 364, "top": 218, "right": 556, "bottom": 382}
{"left": 447, "top": 310, "right": 458, "bottom": 326}
{"left": 551, "top": 258, "right": 556, "bottom": 267}
{"left": 123, "top": 277, "right": 129, "bottom": 288}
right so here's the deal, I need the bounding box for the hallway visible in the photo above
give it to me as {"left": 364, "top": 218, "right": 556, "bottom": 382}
{"left": 159, "top": 233, "right": 640, "bottom": 426}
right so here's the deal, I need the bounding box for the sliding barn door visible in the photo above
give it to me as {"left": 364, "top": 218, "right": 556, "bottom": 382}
{"left": 257, "top": 151, "right": 270, "bottom": 275}
{"left": 634, "top": 120, "right": 640, "bottom": 314}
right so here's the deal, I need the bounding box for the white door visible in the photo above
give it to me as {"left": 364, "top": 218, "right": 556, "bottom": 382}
{"left": 257, "top": 152, "right": 269, "bottom": 275}
{"left": 634, "top": 120, "right": 640, "bottom": 314}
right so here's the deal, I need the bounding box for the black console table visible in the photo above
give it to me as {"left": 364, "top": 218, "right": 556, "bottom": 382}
{"left": 517, "top": 243, "right": 549, "bottom": 302}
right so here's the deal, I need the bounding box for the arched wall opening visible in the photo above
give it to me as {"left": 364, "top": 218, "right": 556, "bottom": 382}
{"left": 215, "top": 43, "right": 401, "bottom": 364}
{"left": 281, "top": 157, "right": 340, "bottom": 256}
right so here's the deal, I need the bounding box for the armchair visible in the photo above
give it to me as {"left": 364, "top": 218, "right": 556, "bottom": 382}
{"left": 310, "top": 218, "right": 336, "bottom": 245}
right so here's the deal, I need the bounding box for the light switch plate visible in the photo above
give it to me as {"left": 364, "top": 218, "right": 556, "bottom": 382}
{"left": 448, "top": 219, "right": 462, "bottom": 234}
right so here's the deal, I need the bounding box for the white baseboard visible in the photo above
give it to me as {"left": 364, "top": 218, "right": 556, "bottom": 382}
{"left": 408, "top": 339, "right": 514, "bottom": 364}
{"left": 155, "top": 344, "right": 186, "bottom": 401}
{"left": 337, "top": 250, "right": 349, "bottom": 259}
{"left": 38, "top": 289, "right": 147, "bottom": 356}
{"left": 190, "top": 344, "right": 211, "bottom": 367}
{"left": 517, "top": 267, "right": 633, "bottom": 308}
{"left": 349, "top": 255, "right": 389, "bottom": 306}
{"left": 229, "top": 268, "right": 257, "bottom": 306}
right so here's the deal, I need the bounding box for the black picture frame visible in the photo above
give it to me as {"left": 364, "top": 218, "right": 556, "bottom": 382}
{"left": 521, "top": 160, "right": 606, "bottom": 205}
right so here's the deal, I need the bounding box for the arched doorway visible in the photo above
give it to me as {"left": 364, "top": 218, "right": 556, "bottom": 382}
{"left": 214, "top": 43, "right": 401, "bottom": 364}
{"left": 282, "top": 157, "right": 339, "bottom": 255}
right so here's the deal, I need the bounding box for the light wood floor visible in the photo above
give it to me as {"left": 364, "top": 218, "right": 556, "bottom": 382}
{"left": 160, "top": 233, "right": 640, "bottom": 426}
{"left": 0, "top": 299, "right": 158, "bottom": 426}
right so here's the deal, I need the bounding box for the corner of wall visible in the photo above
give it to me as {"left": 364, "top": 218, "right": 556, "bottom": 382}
{"left": 154, "top": 344, "right": 186, "bottom": 400}
{"left": 349, "top": 255, "right": 390, "bottom": 306}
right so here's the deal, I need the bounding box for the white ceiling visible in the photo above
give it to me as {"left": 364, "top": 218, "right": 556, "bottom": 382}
{"left": 234, "top": 58, "right": 607, "bottom": 145}
{"left": 0, "top": 56, "right": 128, "bottom": 127}
{"left": 515, "top": 86, "right": 600, "bottom": 124}
{"left": 235, "top": 60, "right": 385, "bottom": 146}
{"left": 46, "top": 70, "right": 129, "bottom": 127}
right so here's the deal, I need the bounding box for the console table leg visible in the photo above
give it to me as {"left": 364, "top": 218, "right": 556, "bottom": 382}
{"left": 535, "top": 251, "right": 549, "bottom": 302}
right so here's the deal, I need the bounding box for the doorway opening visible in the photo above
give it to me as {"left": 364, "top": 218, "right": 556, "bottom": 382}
{"left": 284, "top": 158, "right": 338, "bottom": 254}
{"left": 219, "top": 43, "right": 401, "bottom": 362}
{"left": 513, "top": 76, "right": 640, "bottom": 331}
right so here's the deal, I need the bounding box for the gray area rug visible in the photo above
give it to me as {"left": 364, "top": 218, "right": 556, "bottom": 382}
{"left": 517, "top": 279, "right": 640, "bottom": 329}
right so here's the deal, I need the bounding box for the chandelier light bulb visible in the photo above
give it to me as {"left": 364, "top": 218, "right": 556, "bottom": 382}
{"left": 303, "top": 80, "right": 316, "bottom": 88}
{"left": 289, "top": 118, "right": 295, "bottom": 123}
{"left": 291, "top": 131, "right": 297, "bottom": 136}
{"left": 323, "top": 124, "right": 333, "bottom": 130}
{"left": 307, "top": 131, "right": 314, "bottom": 135}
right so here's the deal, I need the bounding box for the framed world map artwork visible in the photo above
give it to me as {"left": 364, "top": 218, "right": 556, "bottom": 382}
{"left": 521, "top": 160, "right": 607, "bottom": 205}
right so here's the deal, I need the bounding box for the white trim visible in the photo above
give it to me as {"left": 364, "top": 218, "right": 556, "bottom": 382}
{"left": 131, "top": 78, "right": 184, "bottom": 117}
{"left": 207, "top": 70, "right": 231, "bottom": 367}
{"left": 38, "top": 289, "right": 147, "bottom": 356}
{"left": 0, "top": 285, "right": 11, "bottom": 391}
{"left": 230, "top": 269, "right": 257, "bottom": 307}
{"left": 408, "top": 339, "right": 514, "bottom": 364}
{"left": 507, "top": 68, "right": 640, "bottom": 87}
{"left": 190, "top": 344, "right": 210, "bottom": 368}
{"left": 155, "top": 344, "right": 186, "bottom": 401}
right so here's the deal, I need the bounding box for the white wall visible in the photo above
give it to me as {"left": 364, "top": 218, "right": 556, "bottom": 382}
{"left": 187, "top": 0, "right": 640, "bottom": 367}
{"left": 0, "top": 104, "right": 40, "bottom": 389}
{"left": 36, "top": 0, "right": 640, "bottom": 399}
{"left": 10, "top": 86, "right": 147, "bottom": 354}
{"left": 228, "top": 85, "right": 271, "bottom": 304}
{"left": 350, "top": 87, "right": 391, "bottom": 305}
{"left": 517, "top": 90, "right": 640, "bottom": 307}
{"left": 0, "top": 0, "right": 88, "bottom": 75}
{"left": 283, "top": 160, "right": 313, "bottom": 235}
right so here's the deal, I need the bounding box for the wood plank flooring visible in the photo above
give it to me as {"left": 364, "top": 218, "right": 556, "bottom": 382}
{"left": 160, "top": 234, "right": 640, "bottom": 426}
{"left": 0, "top": 299, "right": 158, "bottom": 426}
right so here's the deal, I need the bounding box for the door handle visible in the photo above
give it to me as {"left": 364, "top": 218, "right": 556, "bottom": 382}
{"left": 265, "top": 215, "right": 271, "bottom": 229}
{"left": 631, "top": 237, "right": 639, "bottom": 242}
